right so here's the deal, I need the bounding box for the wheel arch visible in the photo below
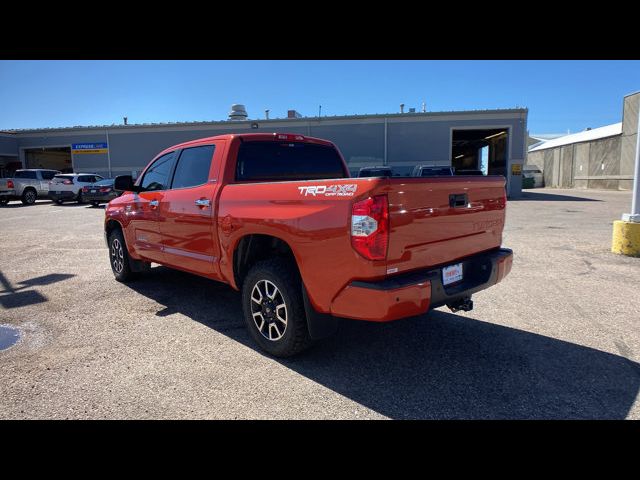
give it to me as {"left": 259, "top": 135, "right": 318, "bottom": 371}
{"left": 232, "top": 234, "right": 300, "bottom": 290}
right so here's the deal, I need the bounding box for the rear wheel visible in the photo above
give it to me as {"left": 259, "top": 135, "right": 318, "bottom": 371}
{"left": 77, "top": 191, "right": 84, "bottom": 204}
{"left": 241, "top": 258, "right": 312, "bottom": 357}
{"left": 21, "top": 189, "right": 37, "bottom": 205}
{"left": 55, "top": 199, "right": 63, "bottom": 205}
{"left": 0, "top": 198, "right": 8, "bottom": 206}
{"left": 91, "top": 201, "right": 99, "bottom": 207}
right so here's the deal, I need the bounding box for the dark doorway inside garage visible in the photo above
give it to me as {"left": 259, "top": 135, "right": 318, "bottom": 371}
{"left": 451, "top": 129, "right": 508, "bottom": 176}
{"left": 24, "top": 146, "right": 72, "bottom": 172}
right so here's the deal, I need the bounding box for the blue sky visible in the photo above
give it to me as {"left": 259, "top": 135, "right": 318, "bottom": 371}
{"left": 1, "top": 60, "right": 638, "bottom": 134}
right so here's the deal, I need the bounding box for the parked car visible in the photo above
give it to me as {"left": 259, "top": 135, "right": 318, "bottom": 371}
{"left": 49, "top": 173, "right": 104, "bottom": 204}
{"left": 0, "top": 169, "right": 60, "bottom": 205}
{"left": 358, "top": 166, "right": 393, "bottom": 177}
{"left": 411, "top": 165, "right": 454, "bottom": 177}
{"left": 522, "top": 165, "right": 544, "bottom": 188}
{"left": 105, "top": 133, "right": 512, "bottom": 357}
{"left": 82, "top": 178, "right": 120, "bottom": 207}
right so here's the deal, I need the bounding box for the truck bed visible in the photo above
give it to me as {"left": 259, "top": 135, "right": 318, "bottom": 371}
{"left": 218, "top": 175, "right": 507, "bottom": 314}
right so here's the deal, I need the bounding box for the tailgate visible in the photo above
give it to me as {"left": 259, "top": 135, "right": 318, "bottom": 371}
{"left": 381, "top": 176, "right": 506, "bottom": 272}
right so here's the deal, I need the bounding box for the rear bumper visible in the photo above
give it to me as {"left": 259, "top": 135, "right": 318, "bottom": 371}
{"left": 330, "top": 248, "right": 513, "bottom": 322}
{"left": 83, "top": 193, "right": 117, "bottom": 203}
{"left": 0, "top": 190, "right": 16, "bottom": 198}
{"left": 49, "top": 191, "right": 77, "bottom": 200}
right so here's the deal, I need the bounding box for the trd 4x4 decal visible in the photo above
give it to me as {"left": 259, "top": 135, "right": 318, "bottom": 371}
{"left": 298, "top": 184, "right": 358, "bottom": 197}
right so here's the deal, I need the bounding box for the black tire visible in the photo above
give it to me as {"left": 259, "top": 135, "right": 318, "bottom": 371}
{"left": 241, "top": 258, "right": 313, "bottom": 357}
{"left": 91, "top": 201, "right": 99, "bottom": 207}
{"left": 21, "top": 188, "right": 37, "bottom": 205}
{"left": 55, "top": 199, "right": 63, "bottom": 205}
{"left": 0, "top": 198, "right": 8, "bottom": 206}
{"left": 77, "top": 190, "right": 84, "bottom": 204}
{"left": 108, "top": 229, "right": 135, "bottom": 282}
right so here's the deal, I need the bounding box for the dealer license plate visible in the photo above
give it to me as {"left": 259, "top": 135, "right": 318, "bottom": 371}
{"left": 442, "top": 263, "right": 463, "bottom": 286}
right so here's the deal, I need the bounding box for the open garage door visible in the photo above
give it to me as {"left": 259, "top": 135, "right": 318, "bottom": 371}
{"left": 451, "top": 129, "right": 508, "bottom": 176}
{"left": 24, "top": 147, "right": 72, "bottom": 172}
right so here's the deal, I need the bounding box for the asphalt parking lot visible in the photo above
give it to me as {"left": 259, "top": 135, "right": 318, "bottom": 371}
{"left": 1, "top": 188, "right": 639, "bottom": 419}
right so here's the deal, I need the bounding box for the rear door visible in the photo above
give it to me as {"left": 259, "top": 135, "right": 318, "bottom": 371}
{"left": 129, "top": 152, "right": 177, "bottom": 263}
{"left": 157, "top": 142, "right": 223, "bottom": 276}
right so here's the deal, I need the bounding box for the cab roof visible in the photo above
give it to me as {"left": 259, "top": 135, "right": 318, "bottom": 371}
{"left": 156, "top": 133, "right": 336, "bottom": 158}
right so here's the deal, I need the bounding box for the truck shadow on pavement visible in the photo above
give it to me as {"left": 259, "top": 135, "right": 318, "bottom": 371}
{"left": 127, "top": 266, "right": 640, "bottom": 419}
{"left": 512, "top": 192, "right": 602, "bottom": 202}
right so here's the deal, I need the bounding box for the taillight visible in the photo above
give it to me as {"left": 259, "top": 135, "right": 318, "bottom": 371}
{"left": 82, "top": 187, "right": 89, "bottom": 192}
{"left": 7, "top": 180, "right": 14, "bottom": 189}
{"left": 64, "top": 180, "right": 72, "bottom": 185}
{"left": 99, "top": 187, "right": 111, "bottom": 193}
{"left": 351, "top": 194, "right": 389, "bottom": 261}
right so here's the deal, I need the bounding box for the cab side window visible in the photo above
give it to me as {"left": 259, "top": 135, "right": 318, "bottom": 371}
{"left": 171, "top": 145, "right": 215, "bottom": 189}
{"left": 141, "top": 152, "right": 176, "bottom": 191}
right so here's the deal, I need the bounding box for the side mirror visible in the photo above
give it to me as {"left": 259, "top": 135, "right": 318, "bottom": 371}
{"left": 114, "top": 175, "right": 141, "bottom": 192}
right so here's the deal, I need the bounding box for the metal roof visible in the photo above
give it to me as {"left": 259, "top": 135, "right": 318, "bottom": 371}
{"left": 1, "top": 108, "right": 528, "bottom": 135}
{"left": 528, "top": 123, "right": 622, "bottom": 152}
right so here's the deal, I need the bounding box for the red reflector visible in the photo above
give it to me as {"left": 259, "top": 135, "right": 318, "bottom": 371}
{"left": 7, "top": 180, "right": 14, "bottom": 189}
{"left": 275, "top": 133, "right": 305, "bottom": 142}
{"left": 351, "top": 194, "right": 389, "bottom": 261}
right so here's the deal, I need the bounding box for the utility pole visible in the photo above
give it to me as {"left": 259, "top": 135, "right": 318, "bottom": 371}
{"left": 622, "top": 105, "right": 640, "bottom": 223}
{"left": 612, "top": 100, "right": 640, "bottom": 256}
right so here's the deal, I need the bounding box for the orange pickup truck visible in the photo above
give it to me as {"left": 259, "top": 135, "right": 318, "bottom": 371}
{"left": 105, "top": 133, "right": 512, "bottom": 356}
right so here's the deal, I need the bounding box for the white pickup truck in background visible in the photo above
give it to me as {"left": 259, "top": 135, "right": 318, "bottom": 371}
{"left": 0, "top": 169, "right": 60, "bottom": 205}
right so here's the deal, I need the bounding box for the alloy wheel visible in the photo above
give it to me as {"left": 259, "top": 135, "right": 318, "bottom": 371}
{"left": 250, "top": 279, "right": 288, "bottom": 341}
{"left": 111, "top": 238, "right": 125, "bottom": 274}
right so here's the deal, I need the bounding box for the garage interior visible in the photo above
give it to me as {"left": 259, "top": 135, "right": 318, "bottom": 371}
{"left": 24, "top": 147, "right": 72, "bottom": 172}
{"left": 451, "top": 129, "right": 508, "bottom": 176}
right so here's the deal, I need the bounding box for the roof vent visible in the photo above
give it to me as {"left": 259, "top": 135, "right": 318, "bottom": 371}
{"left": 228, "top": 104, "right": 248, "bottom": 121}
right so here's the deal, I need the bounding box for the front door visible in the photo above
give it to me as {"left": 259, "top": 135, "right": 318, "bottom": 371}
{"left": 130, "top": 151, "right": 177, "bottom": 264}
{"left": 157, "top": 143, "right": 222, "bottom": 277}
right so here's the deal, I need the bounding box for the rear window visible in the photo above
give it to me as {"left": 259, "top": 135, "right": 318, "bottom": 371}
{"left": 14, "top": 171, "right": 37, "bottom": 179}
{"left": 53, "top": 175, "right": 75, "bottom": 182}
{"left": 94, "top": 179, "right": 113, "bottom": 186}
{"left": 359, "top": 167, "right": 392, "bottom": 177}
{"left": 236, "top": 142, "right": 346, "bottom": 182}
{"left": 420, "top": 167, "right": 453, "bottom": 176}
{"left": 41, "top": 171, "right": 58, "bottom": 180}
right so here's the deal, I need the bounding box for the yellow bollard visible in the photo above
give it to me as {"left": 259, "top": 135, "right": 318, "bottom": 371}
{"left": 612, "top": 220, "right": 640, "bottom": 257}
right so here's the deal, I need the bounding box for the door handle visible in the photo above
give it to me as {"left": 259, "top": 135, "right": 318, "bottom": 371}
{"left": 195, "top": 199, "right": 211, "bottom": 208}
{"left": 149, "top": 200, "right": 159, "bottom": 208}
